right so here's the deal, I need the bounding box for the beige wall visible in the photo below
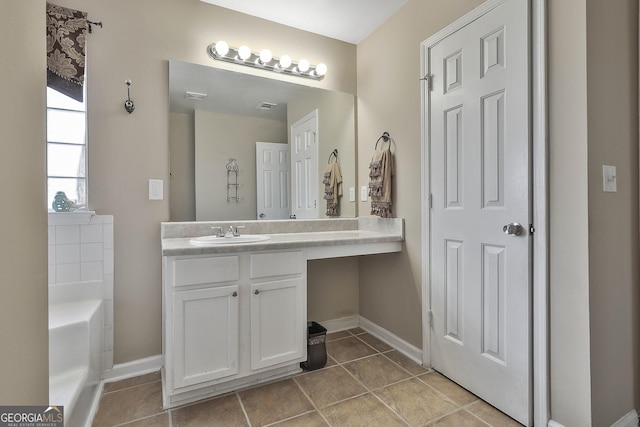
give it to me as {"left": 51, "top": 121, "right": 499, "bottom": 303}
{"left": 51, "top": 0, "right": 357, "bottom": 364}
{"left": 307, "top": 258, "right": 359, "bottom": 323}
{"left": 585, "top": 0, "right": 639, "bottom": 425}
{"left": 356, "top": 0, "right": 484, "bottom": 348}
{"left": 194, "top": 110, "right": 287, "bottom": 220}
{"left": 0, "top": 2, "right": 49, "bottom": 404}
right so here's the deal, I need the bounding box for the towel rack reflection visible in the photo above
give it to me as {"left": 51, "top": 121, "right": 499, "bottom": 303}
{"left": 328, "top": 149, "right": 339, "bottom": 164}
{"left": 226, "top": 158, "right": 239, "bottom": 202}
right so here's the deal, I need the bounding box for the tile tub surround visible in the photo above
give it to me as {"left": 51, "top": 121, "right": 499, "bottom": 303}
{"left": 48, "top": 212, "right": 114, "bottom": 371}
{"left": 92, "top": 329, "right": 522, "bottom": 427}
{"left": 161, "top": 217, "right": 404, "bottom": 256}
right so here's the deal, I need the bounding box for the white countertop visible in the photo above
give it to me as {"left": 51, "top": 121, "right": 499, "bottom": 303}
{"left": 161, "top": 218, "right": 404, "bottom": 259}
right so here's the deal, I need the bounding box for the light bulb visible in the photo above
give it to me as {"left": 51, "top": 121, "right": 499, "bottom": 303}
{"left": 314, "top": 63, "right": 328, "bottom": 77}
{"left": 297, "top": 59, "right": 310, "bottom": 73}
{"left": 238, "top": 45, "right": 251, "bottom": 60}
{"left": 278, "top": 55, "right": 292, "bottom": 69}
{"left": 259, "top": 49, "right": 273, "bottom": 64}
{"left": 214, "top": 40, "right": 229, "bottom": 57}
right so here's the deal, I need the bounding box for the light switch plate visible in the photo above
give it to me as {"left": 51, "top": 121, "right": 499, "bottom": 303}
{"left": 360, "top": 186, "right": 368, "bottom": 202}
{"left": 149, "top": 179, "right": 164, "bottom": 200}
{"left": 602, "top": 165, "right": 617, "bottom": 192}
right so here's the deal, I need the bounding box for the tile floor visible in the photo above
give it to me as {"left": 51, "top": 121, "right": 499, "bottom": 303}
{"left": 92, "top": 328, "right": 522, "bottom": 426}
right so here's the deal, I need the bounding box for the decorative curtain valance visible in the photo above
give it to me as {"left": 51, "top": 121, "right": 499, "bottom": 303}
{"left": 46, "top": 2, "right": 88, "bottom": 102}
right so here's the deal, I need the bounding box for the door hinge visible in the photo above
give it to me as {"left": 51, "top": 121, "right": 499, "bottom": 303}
{"left": 421, "top": 74, "right": 433, "bottom": 91}
{"left": 427, "top": 310, "right": 433, "bottom": 326}
{"left": 529, "top": 224, "right": 535, "bottom": 234}
{"left": 429, "top": 194, "right": 433, "bottom": 209}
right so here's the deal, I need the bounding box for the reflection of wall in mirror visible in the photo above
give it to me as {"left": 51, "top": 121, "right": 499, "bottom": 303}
{"left": 194, "top": 110, "right": 287, "bottom": 221}
{"left": 170, "top": 113, "right": 195, "bottom": 222}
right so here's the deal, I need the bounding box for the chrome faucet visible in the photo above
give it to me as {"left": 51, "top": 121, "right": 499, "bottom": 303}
{"left": 211, "top": 226, "right": 224, "bottom": 237}
{"left": 223, "top": 225, "right": 246, "bottom": 238}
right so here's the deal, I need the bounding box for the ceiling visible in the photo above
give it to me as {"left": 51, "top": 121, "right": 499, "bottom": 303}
{"left": 169, "top": 60, "right": 337, "bottom": 121}
{"left": 198, "top": 0, "right": 408, "bottom": 44}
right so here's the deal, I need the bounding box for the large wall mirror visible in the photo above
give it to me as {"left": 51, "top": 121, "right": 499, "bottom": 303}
{"left": 169, "top": 60, "right": 356, "bottom": 222}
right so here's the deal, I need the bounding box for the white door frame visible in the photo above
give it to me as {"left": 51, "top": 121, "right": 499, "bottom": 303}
{"left": 420, "top": 0, "right": 548, "bottom": 426}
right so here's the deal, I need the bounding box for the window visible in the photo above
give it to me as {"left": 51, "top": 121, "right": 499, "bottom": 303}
{"left": 46, "top": 87, "right": 87, "bottom": 210}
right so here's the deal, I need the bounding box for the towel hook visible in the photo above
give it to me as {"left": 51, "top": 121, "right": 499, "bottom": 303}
{"left": 327, "top": 149, "right": 339, "bottom": 164}
{"left": 375, "top": 131, "right": 393, "bottom": 150}
{"left": 124, "top": 80, "right": 135, "bottom": 114}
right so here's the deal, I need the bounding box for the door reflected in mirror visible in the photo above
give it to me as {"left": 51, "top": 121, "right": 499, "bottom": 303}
{"left": 169, "top": 60, "right": 356, "bottom": 221}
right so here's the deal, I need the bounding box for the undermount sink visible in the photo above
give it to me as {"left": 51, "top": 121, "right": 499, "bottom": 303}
{"left": 190, "top": 234, "right": 271, "bottom": 246}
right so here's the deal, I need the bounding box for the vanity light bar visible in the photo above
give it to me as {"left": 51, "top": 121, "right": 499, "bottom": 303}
{"left": 206, "top": 41, "right": 327, "bottom": 80}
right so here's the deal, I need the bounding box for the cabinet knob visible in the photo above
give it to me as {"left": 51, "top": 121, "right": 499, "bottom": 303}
{"left": 232, "top": 291, "right": 238, "bottom": 297}
{"left": 254, "top": 290, "right": 260, "bottom": 295}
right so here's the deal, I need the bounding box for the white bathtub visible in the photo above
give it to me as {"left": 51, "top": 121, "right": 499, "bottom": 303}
{"left": 49, "top": 281, "right": 103, "bottom": 427}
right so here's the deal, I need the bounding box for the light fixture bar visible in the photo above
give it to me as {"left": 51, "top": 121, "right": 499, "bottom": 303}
{"left": 206, "top": 42, "right": 327, "bottom": 80}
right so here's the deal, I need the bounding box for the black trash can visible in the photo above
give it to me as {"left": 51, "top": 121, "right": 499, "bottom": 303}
{"left": 301, "top": 321, "right": 327, "bottom": 371}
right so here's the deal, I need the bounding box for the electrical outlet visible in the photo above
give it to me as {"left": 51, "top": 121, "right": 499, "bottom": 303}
{"left": 149, "top": 179, "right": 163, "bottom": 200}
{"left": 349, "top": 187, "right": 356, "bottom": 202}
{"left": 360, "top": 186, "right": 368, "bottom": 202}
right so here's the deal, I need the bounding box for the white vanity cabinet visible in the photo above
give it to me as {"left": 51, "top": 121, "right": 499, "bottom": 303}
{"left": 172, "top": 285, "right": 239, "bottom": 388}
{"left": 249, "top": 251, "right": 306, "bottom": 370}
{"left": 162, "top": 250, "right": 306, "bottom": 408}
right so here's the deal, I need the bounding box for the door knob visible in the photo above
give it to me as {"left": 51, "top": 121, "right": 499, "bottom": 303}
{"left": 259, "top": 213, "right": 265, "bottom": 218}
{"left": 503, "top": 222, "right": 524, "bottom": 236}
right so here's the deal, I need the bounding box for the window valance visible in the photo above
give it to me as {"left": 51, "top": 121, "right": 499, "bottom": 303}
{"left": 46, "top": 3, "right": 87, "bottom": 102}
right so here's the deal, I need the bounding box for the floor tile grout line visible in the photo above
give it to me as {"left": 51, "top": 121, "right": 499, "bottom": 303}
{"left": 262, "top": 410, "right": 320, "bottom": 427}
{"left": 463, "top": 407, "right": 497, "bottom": 427}
{"left": 330, "top": 353, "right": 426, "bottom": 425}
{"left": 234, "top": 390, "right": 254, "bottom": 427}
{"left": 290, "top": 376, "right": 334, "bottom": 427}
{"left": 368, "top": 388, "right": 413, "bottom": 427}
{"left": 461, "top": 400, "right": 523, "bottom": 427}
{"left": 110, "top": 410, "right": 167, "bottom": 427}
{"left": 413, "top": 373, "right": 480, "bottom": 413}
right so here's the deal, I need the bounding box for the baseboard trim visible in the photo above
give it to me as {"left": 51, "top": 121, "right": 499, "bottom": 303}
{"left": 548, "top": 409, "right": 638, "bottom": 427}
{"left": 358, "top": 316, "right": 423, "bottom": 364}
{"left": 319, "top": 315, "right": 359, "bottom": 333}
{"left": 102, "top": 355, "right": 163, "bottom": 383}
{"left": 611, "top": 409, "right": 639, "bottom": 427}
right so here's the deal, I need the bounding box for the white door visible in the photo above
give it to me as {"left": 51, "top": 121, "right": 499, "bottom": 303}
{"left": 291, "top": 110, "right": 318, "bottom": 219}
{"left": 426, "top": 0, "right": 531, "bottom": 424}
{"left": 256, "top": 142, "right": 289, "bottom": 220}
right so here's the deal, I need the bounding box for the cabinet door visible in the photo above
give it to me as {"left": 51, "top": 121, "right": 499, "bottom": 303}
{"left": 173, "top": 285, "right": 239, "bottom": 388}
{"left": 250, "top": 277, "right": 306, "bottom": 370}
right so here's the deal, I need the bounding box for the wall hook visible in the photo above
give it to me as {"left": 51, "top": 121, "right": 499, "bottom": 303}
{"left": 124, "top": 79, "right": 135, "bottom": 114}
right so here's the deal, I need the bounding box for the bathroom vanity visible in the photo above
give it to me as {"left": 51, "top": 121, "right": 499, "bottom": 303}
{"left": 161, "top": 218, "right": 403, "bottom": 408}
